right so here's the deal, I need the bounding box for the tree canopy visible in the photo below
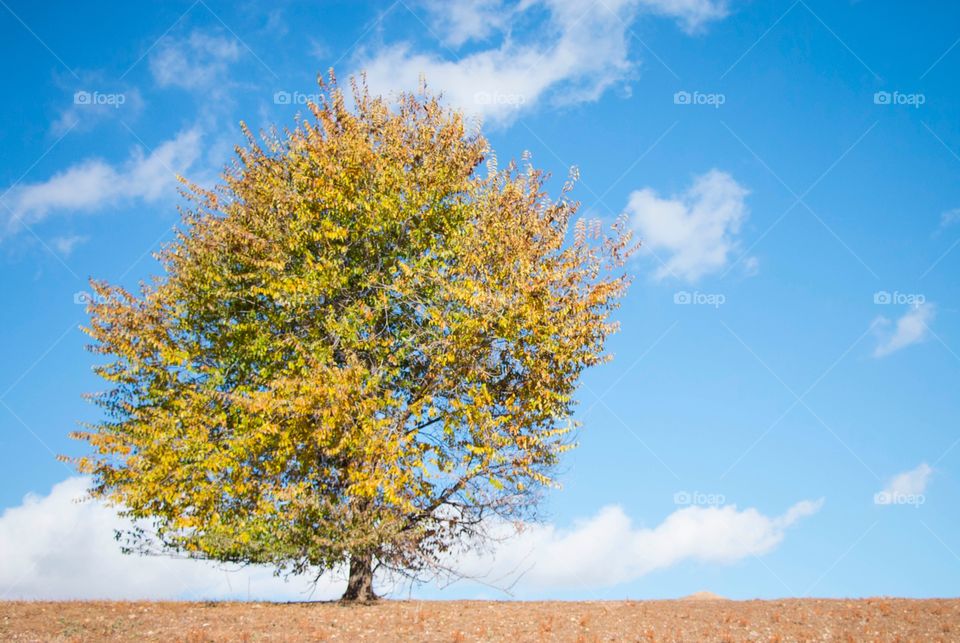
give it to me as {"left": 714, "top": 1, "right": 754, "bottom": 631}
{"left": 69, "top": 74, "right": 635, "bottom": 601}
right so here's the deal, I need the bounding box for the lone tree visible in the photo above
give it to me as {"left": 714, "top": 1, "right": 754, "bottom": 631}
{"left": 70, "top": 74, "right": 634, "bottom": 602}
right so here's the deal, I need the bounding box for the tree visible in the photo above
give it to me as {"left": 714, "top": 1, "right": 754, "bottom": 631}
{"left": 69, "top": 73, "right": 635, "bottom": 602}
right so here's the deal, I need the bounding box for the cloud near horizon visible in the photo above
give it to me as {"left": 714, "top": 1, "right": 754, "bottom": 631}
{"left": 0, "top": 477, "right": 343, "bottom": 601}
{"left": 453, "top": 497, "right": 821, "bottom": 593}
{"left": 0, "top": 477, "right": 820, "bottom": 600}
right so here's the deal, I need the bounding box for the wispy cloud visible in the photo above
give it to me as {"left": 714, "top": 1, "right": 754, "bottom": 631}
{"left": 149, "top": 31, "right": 241, "bottom": 90}
{"left": 52, "top": 86, "right": 144, "bottom": 136}
{"left": 939, "top": 207, "right": 960, "bottom": 232}
{"left": 882, "top": 463, "right": 933, "bottom": 496}
{"left": 49, "top": 234, "right": 88, "bottom": 257}
{"left": 874, "top": 463, "right": 932, "bottom": 506}
{"left": 872, "top": 303, "right": 935, "bottom": 358}
{"left": 637, "top": 0, "right": 731, "bottom": 33}
{"left": 625, "top": 169, "right": 751, "bottom": 282}
{"left": 0, "top": 128, "right": 201, "bottom": 235}
{"left": 360, "top": 0, "right": 729, "bottom": 126}
{"left": 420, "top": 0, "right": 512, "bottom": 47}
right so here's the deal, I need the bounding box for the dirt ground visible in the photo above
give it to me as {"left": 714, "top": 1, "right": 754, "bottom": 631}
{"left": 1, "top": 598, "right": 957, "bottom": 642}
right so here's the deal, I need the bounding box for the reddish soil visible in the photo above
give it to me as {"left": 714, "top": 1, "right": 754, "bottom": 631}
{"left": 1, "top": 598, "right": 957, "bottom": 642}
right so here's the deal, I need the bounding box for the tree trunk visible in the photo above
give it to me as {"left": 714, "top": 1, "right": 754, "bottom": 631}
{"left": 341, "top": 552, "right": 377, "bottom": 602}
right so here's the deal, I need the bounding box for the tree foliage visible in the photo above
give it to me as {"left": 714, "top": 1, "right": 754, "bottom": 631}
{"left": 69, "top": 73, "right": 635, "bottom": 600}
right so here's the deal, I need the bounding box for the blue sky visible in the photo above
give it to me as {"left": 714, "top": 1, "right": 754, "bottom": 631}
{"left": 1, "top": 0, "right": 959, "bottom": 601}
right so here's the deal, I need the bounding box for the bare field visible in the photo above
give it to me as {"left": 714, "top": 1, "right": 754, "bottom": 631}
{"left": 1, "top": 598, "right": 958, "bottom": 642}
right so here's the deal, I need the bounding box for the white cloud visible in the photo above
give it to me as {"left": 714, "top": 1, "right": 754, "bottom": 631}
{"left": 874, "top": 463, "right": 932, "bottom": 506}
{"left": 939, "top": 208, "right": 960, "bottom": 231}
{"left": 360, "top": 0, "right": 729, "bottom": 125}
{"left": 0, "top": 477, "right": 344, "bottom": 601}
{"left": 0, "top": 477, "right": 820, "bottom": 600}
{"left": 872, "top": 303, "right": 935, "bottom": 358}
{"left": 51, "top": 88, "right": 145, "bottom": 136}
{"left": 50, "top": 234, "right": 88, "bottom": 256}
{"left": 453, "top": 499, "right": 821, "bottom": 593}
{"left": 421, "top": 0, "right": 511, "bottom": 47}
{"left": 879, "top": 463, "right": 933, "bottom": 498}
{"left": 638, "top": 0, "right": 730, "bottom": 33}
{"left": 625, "top": 169, "right": 751, "bottom": 281}
{"left": 0, "top": 128, "right": 201, "bottom": 234}
{"left": 149, "top": 31, "right": 241, "bottom": 90}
